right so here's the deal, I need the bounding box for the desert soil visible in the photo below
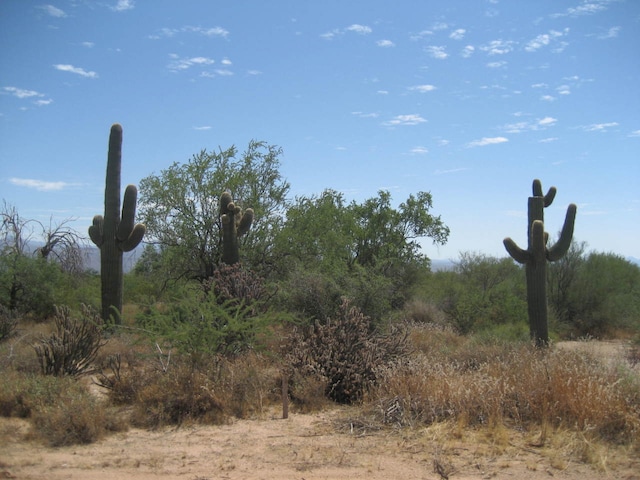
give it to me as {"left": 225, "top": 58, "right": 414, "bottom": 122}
{"left": 1, "top": 340, "right": 638, "bottom": 480}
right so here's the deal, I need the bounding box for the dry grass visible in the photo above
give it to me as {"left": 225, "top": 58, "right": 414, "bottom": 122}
{"left": 366, "top": 325, "right": 640, "bottom": 450}
{"left": 1, "top": 316, "right": 638, "bottom": 462}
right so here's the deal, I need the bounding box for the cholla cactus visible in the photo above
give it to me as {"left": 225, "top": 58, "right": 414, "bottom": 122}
{"left": 219, "top": 191, "right": 253, "bottom": 265}
{"left": 89, "top": 124, "right": 145, "bottom": 324}
{"left": 503, "top": 179, "right": 576, "bottom": 346}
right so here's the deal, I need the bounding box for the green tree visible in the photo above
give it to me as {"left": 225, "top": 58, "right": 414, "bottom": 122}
{"left": 565, "top": 252, "right": 640, "bottom": 336}
{"left": 274, "top": 189, "right": 449, "bottom": 320}
{"left": 547, "top": 238, "right": 587, "bottom": 328}
{"left": 138, "top": 141, "right": 289, "bottom": 284}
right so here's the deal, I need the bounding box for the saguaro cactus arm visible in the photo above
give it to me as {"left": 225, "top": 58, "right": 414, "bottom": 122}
{"left": 532, "top": 178, "right": 556, "bottom": 207}
{"left": 503, "top": 237, "right": 530, "bottom": 264}
{"left": 117, "top": 185, "right": 146, "bottom": 251}
{"left": 547, "top": 203, "right": 577, "bottom": 261}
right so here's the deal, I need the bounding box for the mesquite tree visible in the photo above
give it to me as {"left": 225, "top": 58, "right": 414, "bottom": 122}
{"left": 503, "top": 179, "right": 577, "bottom": 347}
{"left": 89, "top": 124, "right": 145, "bottom": 324}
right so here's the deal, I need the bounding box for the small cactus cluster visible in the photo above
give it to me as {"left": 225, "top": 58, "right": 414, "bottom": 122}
{"left": 89, "top": 124, "right": 145, "bottom": 324}
{"left": 503, "top": 179, "right": 576, "bottom": 346}
{"left": 219, "top": 191, "right": 253, "bottom": 265}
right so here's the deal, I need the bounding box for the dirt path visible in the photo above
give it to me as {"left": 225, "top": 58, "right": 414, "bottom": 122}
{"left": 2, "top": 405, "right": 638, "bottom": 480}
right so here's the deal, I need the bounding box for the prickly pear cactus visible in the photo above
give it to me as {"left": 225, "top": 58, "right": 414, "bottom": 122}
{"left": 503, "top": 179, "right": 577, "bottom": 347}
{"left": 219, "top": 191, "right": 253, "bottom": 265}
{"left": 89, "top": 124, "right": 145, "bottom": 324}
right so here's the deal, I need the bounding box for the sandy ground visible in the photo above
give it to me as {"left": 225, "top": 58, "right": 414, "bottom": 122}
{"left": 1, "top": 340, "right": 638, "bottom": 479}
{"left": 2, "top": 405, "right": 639, "bottom": 480}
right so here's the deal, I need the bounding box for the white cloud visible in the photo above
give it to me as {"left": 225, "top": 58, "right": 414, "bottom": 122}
{"left": 352, "top": 111, "right": 379, "bottom": 119}
{"left": 449, "top": 29, "right": 466, "bottom": 40}
{"left": 376, "top": 90, "right": 389, "bottom": 95}
{"left": 468, "top": 136, "right": 508, "bottom": 147}
{"left": 34, "top": 99, "right": 53, "bottom": 106}
{"left": 383, "top": 114, "right": 427, "bottom": 126}
{"left": 425, "top": 46, "right": 448, "bottom": 59}
{"left": 629, "top": 130, "right": 640, "bottom": 137}
{"left": 557, "top": 85, "right": 571, "bottom": 95}
{"left": 377, "top": 39, "right": 395, "bottom": 47}
{"left": 538, "top": 116, "right": 557, "bottom": 126}
{"left": 150, "top": 25, "right": 229, "bottom": 40}
{"left": 410, "top": 146, "right": 429, "bottom": 154}
{"left": 598, "top": 26, "right": 621, "bottom": 39}
{"left": 346, "top": 24, "right": 372, "bottom": 35}
{"left": 461, "top": 45, "right": 475, "bottom": 58}
{"left": 10, "top": 178, "right": 69, "bottom": 191}
{"left": 480, "top": 39, "right": 515, "bottom": 55}
{"left": 486, "top": 61, "right": 507, "bottom": 68}
{"left": 111, "top": 0, "right": 134, "bottom": 12}
{"left": 551, "top": 1, "right": 610, "bottom": 18}
{"left": 40, "top": 4, "right": 67, "bottom": 17}
{"left": 435, "top": 167, "right": 468, "bottom": 175}
{"left": 81, "top": 41, "right": 95, "bottom": 48}
{"left": 3, "top": 86, "right": 43, "bottom": 99}
{"left": 409, "top": 84, "right": 437, "bottom": 93}
{"left": 539, "top": 137, "right": 559, "bottom": 143}
{"left": 247, "top": 70, "right": 262, "bottom": 76}
{"left": 168, "top": 54, "right": 215, "bottom": 71}
{"left": 582, "top": 122, "right": 619, "bottom": 132}
{"left": 193, "top": 126, "right": 212, "bottom": 131}
{"left": 503, "top": 117, "right": 557, "bottom": 133}
{"left": 53, "top": 64, "right": 98, "bottom": 78}
{"left": 221, "top": 58, "right": 232, "bottom": 65}
{"left": 525, "top": 29, "right": 568, "bottom": 52}
{"left": 541, "top": 95, "right": 556, "bottom": 102}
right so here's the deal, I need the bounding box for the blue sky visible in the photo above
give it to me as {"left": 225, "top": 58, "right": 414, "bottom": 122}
{"left": 1, "top": 0, "right": 638, "bottom": 261}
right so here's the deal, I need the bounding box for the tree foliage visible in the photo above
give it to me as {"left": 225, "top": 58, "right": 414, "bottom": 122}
{"left": 273, "top": 189, "right": 449, "bottom": 320}
{"left": 138, "top": 141, "right": 289, "bottom": 284}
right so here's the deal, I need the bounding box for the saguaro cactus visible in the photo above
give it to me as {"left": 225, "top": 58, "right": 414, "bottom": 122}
{"left": 219, "top": 191, "right": 253, "bottom": 265}
{"left": 89, "top": 124, "right": 145, "bottom": 324}
{"left": 503, "top": 179, "right": 576, "bottom": 347}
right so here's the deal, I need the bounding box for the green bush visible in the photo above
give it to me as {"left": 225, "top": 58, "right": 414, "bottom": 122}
{"left": 137, "top": 283, "right": 273, "bottom": 357}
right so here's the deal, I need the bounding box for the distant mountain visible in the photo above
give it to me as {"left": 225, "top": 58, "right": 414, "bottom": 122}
{"left": 627, "top": 257, "right": 640, "bottom": 267}
{"left": 83, "top": 245, "right": 142, "bottom": 273}
{"left": 430, "top": 259, "right": 455, "bottom": 271}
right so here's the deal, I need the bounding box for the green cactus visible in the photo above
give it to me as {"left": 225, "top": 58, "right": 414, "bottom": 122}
{"left": 88, "top": 124, "right": 145, "bottom": 324}
{"left": 503, "top": 179, "right": 577, "bottom": 347}
{"left": 219, "top": 191, "right": 254, "bottom": 265}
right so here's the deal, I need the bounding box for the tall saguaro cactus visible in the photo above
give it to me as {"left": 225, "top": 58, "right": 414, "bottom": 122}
{"left": 89, "top": 124, "right": 145, "bottom": 324}
{"left": 219, "top": 191, "right": 253, "bottom": 265}
{"left": 503, "top": 179, "right": 576, "bottom": 347}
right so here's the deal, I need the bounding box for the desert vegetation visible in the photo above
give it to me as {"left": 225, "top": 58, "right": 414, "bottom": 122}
{"left": 1, "top": 128, "right": 639, "bottom": 476}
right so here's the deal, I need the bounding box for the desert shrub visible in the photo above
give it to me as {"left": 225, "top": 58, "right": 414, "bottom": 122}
{"left": 0, "top": 304, "right": 18, "bottom": 341}
{"left": 369, "top": 336, "right": 640, "bottom": 445}
{"left": 0, "top": 371, "right": 124, "bottom": 446}
{"left": 285, "top": 298, "right": 408, "bottom": 404}
{"left": 33, "top": 304, "right": 106, "bottom": 376}
{"left": 402, "top": 299, "right": 448, "bottom": 326}
{"left": 130, "top": 360, "right": 227, "bottom": 428}
{"left": 125, "top": 352, "right": 281, "bottom": 428}
{"left": 277, "top": 268, "right": 343, "bottom": 323}
{"left": 0, "top": 254, "right": 64, "bottom": 318}
{"left": 137, "top": 284, "right": 273, "bottom": 357}
{"left": 29, "top": 385, "right": 126, "bottom": 446}
{"left": 208, "top": 263, "right": 268, "bottom": 308}
{"left": 0, "top": 371, "right": 65, "bottom": 418}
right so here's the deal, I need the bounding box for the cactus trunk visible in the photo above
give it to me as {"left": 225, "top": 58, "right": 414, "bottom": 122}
{"left": 89, "top": 124, "right": 145, "bottom": 324}
{"left": 219, "top": 192, "right": 253, "bottom": 265}
{"left": 504, "top": 179, "right": 576, "bottom": 347}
